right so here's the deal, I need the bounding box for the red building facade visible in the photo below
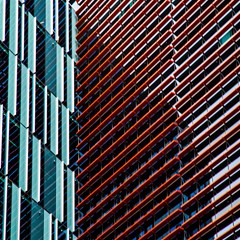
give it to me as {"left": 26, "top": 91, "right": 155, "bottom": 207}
{"left": 75, "top": 1, "right": 240, "bottom": 239}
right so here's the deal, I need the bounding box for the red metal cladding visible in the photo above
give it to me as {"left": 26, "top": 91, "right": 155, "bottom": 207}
{"left": 75, "top": 0, "right": 240, "bottom": 239}
{"left": 76, "top": 13, "right": 239, "bottom": 137}
{"left": 76, "top": 44, "right": 173, "bottom": 137}
{"left": 76, "top": 75, "right": 175, "bottom": 163}
{"left": 76, "top": 30, "right": 173, "bottom": 120}
{"left": 189, "top": 202, "right": 240, "bottom": 240}
{"left": 179, "top": 123, "right": 239, "bottom": 177}
{"left": 215, "top": 222, "right": 240, "bottom": 240}
{"left": 180, "top": 141, "right": 240, "bottom": 192}
{"left": 76, "top": 0, "right": 120, "bottom": 33}
{"left": 77, "top": 174, "right": 181, "bottom": 239}
{"left": 113, "top": 190, "right": 182, "bottom": 240}
{"left": 77, "top": 161, "right": 181, "bottom": 238}
{"left": 76, "top": 1, "right": 155, "bottom": 66}
{"left": 181, "top": 163, "right": 240, "bottom": 211}
{"left": 138, "top": 208, "right": 183, "bottom": 240}
{"left": 77, "top": 109, "right": 177, "bottom": 191}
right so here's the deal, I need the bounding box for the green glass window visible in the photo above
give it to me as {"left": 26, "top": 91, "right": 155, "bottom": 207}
{"left": 220, "top": 30, "right": 232, "bottom": 45}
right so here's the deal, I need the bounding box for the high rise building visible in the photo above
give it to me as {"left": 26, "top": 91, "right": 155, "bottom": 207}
{"left": 0, "top": 0, "right": 78, "bottom": 239}
{"left": 1, "top": 0, "right": 239, "bottom": 239}
{"left": 76, "top": 1, "right": 240, "bottom": 239}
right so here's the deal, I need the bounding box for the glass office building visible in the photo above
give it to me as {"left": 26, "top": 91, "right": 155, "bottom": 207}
{"left": 76, "top": 0, "right": 240, "bottom": 239}
{"left": 0, "top": 0, "right": 78, "bottom": 239}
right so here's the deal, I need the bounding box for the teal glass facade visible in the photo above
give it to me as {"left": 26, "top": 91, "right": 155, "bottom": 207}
{"left": 0, "top": 0, "right": 78, "bottom": 239}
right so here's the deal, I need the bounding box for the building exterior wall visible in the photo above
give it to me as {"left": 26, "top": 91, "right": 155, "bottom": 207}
{"left": 0, "top": 0, "right": 78, "bottom": 239}
{"left": 76, "top": 1, "right": 240, "bottom": 239}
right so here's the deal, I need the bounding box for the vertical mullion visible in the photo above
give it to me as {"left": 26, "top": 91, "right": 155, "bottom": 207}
{"left": 67, "top": 169, "right": 75, "bottom": 232}
{"left": 46, "top": 0, "right": 53, "bottom": 35}
{"left": 71, "top": 7, "right": 77, "bottom": 60}
{"left": 28, "top": 13, "right": 37, "bottom": 73}
{"left": 32, "top": 74, "right": 36, "bottom": 133}
{"left": 56, "top": 158, "right": 64, "bottom": 222}
{"left": 55, "top": 0, "right": 59, "bottom": 41}
{"left": 43, "top": 211, "right": 52, "bottom": 240}
{"left": 19, "top": 125, "right": 29, "bottom": 192}
{"left": 65, "top": 0, "right": 69, "bottom": 52}
{"left": 56, "top": 45, "right": 64, "bottom": 102}
{"left": 20, "top": 65, "right": 30, "bottom": 127}
{"left": 67, "top": 56, "right": 74, "bottom": 112}
{"left": 0, "top": 0, "right": 6, "bottom": 41}
{"left": 50, "top": 93, "right": 58, "bottom": 154}
{"left": 4, "top": 111, "right": 10, "bottom": 176}
{"left": 10, "top": 184, "right": 21, "bottom": 240}
{"left": 0, "top": 105, "right": 3, "bottom": 169}
{"left": 7, "top": 53, "right": 17, "bottom": 115}
{"left": 9, "top": 0, "right": 19, "bottom": 54}
{"left": 44, "top": 86, "right": 48, "bottom": 144}
{"left": 2, "top": 177, "right": 8, "bottom": 240}
{"left": 62, "top": 105, "right": 69, "bottom": 165}
{"left": 20, "top": 3, "right": 25, "bottom": 61}
{"left": 32, "top": 136, "right": 41, "bottom": 202}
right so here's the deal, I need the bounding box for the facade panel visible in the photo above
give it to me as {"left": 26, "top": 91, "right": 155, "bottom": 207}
{"left": 1, "top": 0, "right": 239, "bottom": 239}
{"left": 75, "top": 1, "right": 240, "bottom": 239}
{"left": 0, "top": 0, "right": 78, "bottom": 239}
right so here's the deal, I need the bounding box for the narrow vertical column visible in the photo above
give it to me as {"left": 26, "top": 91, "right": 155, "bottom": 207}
{"left": 10, "top": 184, "right": 21, "bottom": 240}
{"left": 71, "top": 7, "right": 77, "bottom": 60}
{"left": 46, "top": 0, "right": 54, "bottom": 35}
{"left": 2, "top": 177, "right": 8, "bottom": 240}
{"left": 0, "top": 0, "right": 6, "bottom": 41}
{"left": 20, "top": 3, "right": 25, "bottom": 61}
{"left": 55, "top": 0, "right": 59, "bottom": 41}
{"left": 67, "top": 56, "right": 75, "bottom": 113}
{"left": 65, "top": 228, "right": 70, "bottom": 240}
{"left": 54, "top": 219, "right": 58, "bottom": 240}
{"left": 44, "top": 211, "right": 52, "bottom": 240}
{"left": 4, "top": 111, "right": 9, "bottom": 175}
{"left": 32, "top": 136, "right": 41, "bottom": 202}
{"left": 20, "top": 65, "right": 30, "bottom": 128}
{"left": 31, "top": 75, "right": 36, "bottom": 134}
{"left": 65, "top": 0, "right": 70, "bottom": 52}
{"left": 56, "top": 158, "right": 64, "bottom": 222}
{"left": 50, "top": 93, "right": 58, "bottom": 154}
{"left": 9, "top": 0, "right": 19, "bottom": 54}
{"left": 19, "top": 125, "right": 29, "bottom": 192}
{"left": 67, "top": 169, "right": 75, "bottom": 232}
{"left": 28, "top": 13, "right": 37, "bottom": 73}
{"left": 56, "top": 45, "right": 64, "bottom": 102}
{"left": 62, "top": 105, "right": 69, "bottom": 165}
{"left": 7, "top": 53, "right": 17, "bottom": 116}
{"left": 44, "top": 86, "right": 48, "bottom": 144}
{"left": 0, "top": 105, "right": 3, "bottom": 169}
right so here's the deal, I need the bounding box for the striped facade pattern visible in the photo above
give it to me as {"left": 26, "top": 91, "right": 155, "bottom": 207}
{"left": 76, "top": 0, "right": 239, "bottom": 239}
{"left": 0, "top": 0, "right": 78, "bottom": 239}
